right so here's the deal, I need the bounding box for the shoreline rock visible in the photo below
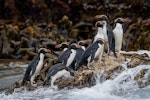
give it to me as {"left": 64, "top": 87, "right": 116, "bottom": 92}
{"left": 3, "top": 51, "right": 150, "bottom": 94}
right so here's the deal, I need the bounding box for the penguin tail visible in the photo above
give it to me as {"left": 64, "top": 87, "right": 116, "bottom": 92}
{"left": 21, "top": 77, "right": 28, "bottom": 86}
{"left": 21, "top": 78, "right": 26, "bottom": 86}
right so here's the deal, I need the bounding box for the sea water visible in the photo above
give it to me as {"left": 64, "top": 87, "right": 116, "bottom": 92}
{"left": 0, "top": 50, "right": 150, "bottom": 100}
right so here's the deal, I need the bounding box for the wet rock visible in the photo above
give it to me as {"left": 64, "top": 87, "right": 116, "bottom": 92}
{"left": 20, "top": 26, "right": 40, "bottom": 39}
{"left": 122, "top": 53, "right": 150, "bottom": 68}
{"left": 127, "top": 58, "right": 141, "bottom": 68}
{"left": 102, "top": 55, "right": 121, "bottom": 71}
{"left": 123, "top": 18, "right": 150, "bottom": 51}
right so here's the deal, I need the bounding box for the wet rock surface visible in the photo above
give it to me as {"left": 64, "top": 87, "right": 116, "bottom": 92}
{"left": 2, "top": 51, "right": 149, "bottom": 94}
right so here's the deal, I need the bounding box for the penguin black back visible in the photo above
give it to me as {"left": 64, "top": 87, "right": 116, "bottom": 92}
{"left": 22, "top": 48, "right": 51, "bottom": 86}
{"left": 22, "top": 55, "right": 40, "bottom": 85}
{"left": 47, "top": 63, "right": 66, "bottom": 80}
{"left": 96, "top": 15, "right": 117, "bottom": 57}
{"left": 79, "top": 39, "right": 104, "bottom": 67}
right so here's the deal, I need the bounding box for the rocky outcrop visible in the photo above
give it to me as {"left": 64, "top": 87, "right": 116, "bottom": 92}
{"left": 5, "top": 51, "right": 150, "bottom": 94}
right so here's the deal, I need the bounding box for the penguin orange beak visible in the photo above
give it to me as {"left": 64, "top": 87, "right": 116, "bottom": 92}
{"left": 83, "top": 39, "right": 90, "bottom": 44}
{"left": 55, "top": 44, "right": 60, "bottom": 48}
{"left": 95, "top": 15, "right": 101, "bottom": 19}
{"left": 46, "top": 49, "right": 51, "bottom": 53}
{"left": 77, "top": 45, "right": 82, "bottom": 48}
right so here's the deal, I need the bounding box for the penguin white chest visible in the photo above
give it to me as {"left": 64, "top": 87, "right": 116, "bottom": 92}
{"left": 51, "top": 69, "right": 70, "bottom": 80}
{"left": 95, "top": 44, "right": 103, "bottom": 58}
{"left": 93, "top": 27, "right": 104, "bottom": 43}
{"left": 113, "top": 23, "right": 123, "bottom": 51}
{"left": 35, "top": 54, "right": 44, "bottom": 75}
{"left": 66, "top": 49, "right": 76, "bottom": 67}
{"left": 103, "top": 26, "right": 108, "bottom": 42}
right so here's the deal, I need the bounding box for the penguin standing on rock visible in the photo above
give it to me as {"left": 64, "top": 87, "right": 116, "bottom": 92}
{"left": 79, "top": 21, "right": 105, "bottom": 66}
{"left": 56, "top": 43, "right": 81, "bottom": 68}
{"left": 55, "top": 42, "right": 69, "bottom": 62}
{"left": 113, "top": 18, "right": 130, "bottom": 55}
{"left": 55, "top": 42, "right": 69, "bottom": 52}
{"left": 44, "top": 63, "right": 74, "bottom": 89}
{"left": 71, "top": 39, "right": 90, "bottom": 70}
{"left": 22, "top": 48, "right": 51, "bottom": 87}
{"left": 95, "top": 15, "right": 117, "bottom": 57}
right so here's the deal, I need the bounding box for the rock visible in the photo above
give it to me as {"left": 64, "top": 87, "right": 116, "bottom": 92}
{"left": 102, "top": 55, "right": 120, "bottom": 71}
{"left": 127, "top": 58, "right": 141, "bottom": 68}
{"left": 20, "top": 26, "right": 40, "bottom": 39}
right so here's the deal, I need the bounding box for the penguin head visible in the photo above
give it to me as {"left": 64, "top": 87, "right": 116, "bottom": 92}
{"left": 115, "top": 18, "right": 124, "bottom": 24}
{"left": 115, "top": 18, "right": 131, "bottom": 24}
{"left": 96, "top": 38, "right": 104, "bottom": 44}
{"left": 69, "top": 43, "right": 81, "bottom": 50}
{"left": 95, "top": 21, "right": 104, "bottom": 28}
{"left": 95, "top": 15, "right": 108, "bottom": 22}
{"left": 55, "top": 42, "right": 69, "bottom": 50}
{"left": 78, "top": 39, "right": 90, "bottom": 47}
{"left": 38, "top": 48, "right": 51, "bottom": 54}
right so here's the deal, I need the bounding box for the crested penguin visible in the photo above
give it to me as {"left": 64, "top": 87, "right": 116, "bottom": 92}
{"left": 22, "top": 48, "right": 51, "bottom": 87}
{"left": 55, "top": 42, "right": 69, "bottom": 51}
{"left": 55, "top": 42, "right": 69, "bottom": 63}
{"left": 44, "top": 63, "right": 74, "bottom": 89}
{"left": 79, "top": 38, "right": 104, "bottom": 68}
{"left": 70, "top": 39, "right": 90, "bottom": 70}
{"left": 95, "top": 15, "right": 117, "bottom": 57}
{"left": 113, "top": 18, "right": 130, "bottom": 54}
{"left": 57, "top": 43, "right": 80, "bottom": 68}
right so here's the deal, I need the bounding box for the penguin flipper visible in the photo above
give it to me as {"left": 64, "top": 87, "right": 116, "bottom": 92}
{"left": 111, "top": 38, "right": 117, "bottom": 57}
{"left": 47, "top": 69, "right": 58, "bottom": 79}
{"left": 107, "top": 26, "right": 117, "bottom": 58}
{"left": 22, "top": 65, "right": 32, "bottom": 85}
{"left": 47, "top": 63, "right": 66, "bottom": 79}
{"left": 90, "top": 48, "right": 98, "bottom": 62}
{"left": 58, "top": 50, "right": 72, "bottom": 64}
{"left": 22, "top": 56, "right": 40, "bottom": 85}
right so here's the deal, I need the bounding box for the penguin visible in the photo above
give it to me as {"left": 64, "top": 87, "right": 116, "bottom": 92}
{"left": 44, "top": 63, "right": 74, "bottom": 89}
{"left": 70, "top": 39, "right": 90, "bottom": 70}
{"left": 55, "top": 42, "right": 69, "bottom": 63}
{"left": 57, "top": 43, "right": 80, "bottom": 68}
{"left": 79, "top": 38, "right": 104, "bottom": 68}
{"left": 92, "top": 21, "right": 109, "bottom": 56}
{"left": 22, "top": 48, "right": 51, "bottom": 87}
{"left": 95, "top": 15, "right": 117, "bottom": 57}
{"left": 55, "top": 42, "right": 69, "bottom": 51}
{"left": 113, "top": 18, "right": 130, "bottom": 55}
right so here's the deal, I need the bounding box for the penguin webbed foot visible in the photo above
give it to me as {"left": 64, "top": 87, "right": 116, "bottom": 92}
{"left": 51, "top": 85, "right": 58, "bottom": 89}
{"left": 31, "top": 81, "right": 37, "bottom": 87}
{"left": 109, "top": 51, "right": 117, "bottom": 58}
